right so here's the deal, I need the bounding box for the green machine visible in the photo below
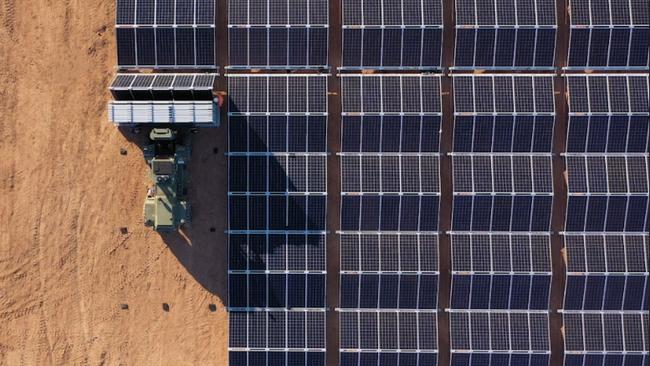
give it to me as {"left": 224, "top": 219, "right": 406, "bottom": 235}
{"left": 142, "top": 128, "right": 191, "bottom": 232}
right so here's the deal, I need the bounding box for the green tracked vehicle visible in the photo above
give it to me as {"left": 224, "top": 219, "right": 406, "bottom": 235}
{"left": 143, "top": 128, "right": 191, "bottom": 232}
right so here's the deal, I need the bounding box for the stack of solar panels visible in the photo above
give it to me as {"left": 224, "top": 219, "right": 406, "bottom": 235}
{"left": 108, "top": 73, "right": 219, "bottom": 126}
{"left": 339, "top": 75, "right": 441, "bottom": 365}
{"left": 562, "top": 75, "right": 649, "bottom": 366}
{"left": 227, "top": 75, "right": 328, "bottom": 366}
{"left": 454, "top": 0, "right": 557, "bottom": 69}
{"left": 448, "top": 75, "right": 554, "bottom": 365}
{"left": 111, "top": 0, "right": 218, "bottom": 126}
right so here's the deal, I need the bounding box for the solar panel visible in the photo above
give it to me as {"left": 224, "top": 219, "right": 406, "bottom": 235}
{"left": 228, "top": 75, "right": 328, "bottom": 366}
{"left": 564, "top": 75, "right": 649, "bottom": 234}
{"left": 567, "top": 0, "right": 649, "bottom": 69}
{"left": 564, "top": 234, "right": 649, "bottom": 311}
{"left": 115, "top": 0, "right": 216, "bottom": 68}
{"left": 109, "top": 73, "right": 217, "bottom": 100}
{"left": 451, "top": 75, "right": 555, "bottom": 233}
{"left": 229, "top": 310, "right": 326, "bottom": 365}
{"left": 339, "top": 75, "right": 441, "bottom": 363}
{"left": 228, "top": 0, "right": 329, "bottom": 68}
{"left": 450, "top": 234, "right": 552, "bottom": 310}
{"left": 341, "top": 0, "right": 443, "bottom": 69}
{"left": 562, "top": 311, "right": 649, "bottom": 365}
{"left": 449, "top": 310, "right": 551, "bottom": 364}
{"left": 454, "top": 0, "right": 557, "bottom": 69}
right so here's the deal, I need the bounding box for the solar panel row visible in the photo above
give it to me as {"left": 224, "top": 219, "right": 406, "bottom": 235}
{"left": 449, "top": 75, "right": 554, "bottom": 363}
{"left": 228, "top": 76, "right": 328, "bottom": 365}
{"left": 562, "top": 75, "right": 649, "bottom": 366}
{"left": 339, "top": 75, "right": 441, "bottom": 363}
{"left": 110, "top": 73, "right": 216, "bottom": 100}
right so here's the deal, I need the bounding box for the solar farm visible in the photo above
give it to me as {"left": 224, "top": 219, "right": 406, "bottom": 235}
{"left": 2, "top": 0, "right": 648, "bottom": 364}
{"left": 105, "top": 0, "right": 649, "bottom": 364}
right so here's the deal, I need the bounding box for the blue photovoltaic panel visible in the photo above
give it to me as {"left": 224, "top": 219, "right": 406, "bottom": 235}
{"left": 228, "top": 0, "right": 328, "bottom": 68}
{"left": 228, "top": 76, "right": 328, "bottom": 366}
{"left": 451, "top": 234, "right": 552, "bottom": 310}
{"left": 567, "top": 0, "right": 649, "bottom": 68}
{"left": 564, "top": 234, "right": 649, "bottom": 311}
{"left": 341, "top": 0, "right": 443, "bottom": 69}
{"left": 563, "top": 312, "right": 650, "bottom": 362}
{"left": 564, "top": 75, "right": 650, "bottom": 234}
{"left": 115, "top": 0, "right": 215, "bottom": 68}
{"left": 339, "top": 75, "right": 441, "bottom": 363}
{"left": 454, "top": 0, "right": 557, "bottom": 68}
{"left": 449, "top": 311, "right": 551, "bottom": 357}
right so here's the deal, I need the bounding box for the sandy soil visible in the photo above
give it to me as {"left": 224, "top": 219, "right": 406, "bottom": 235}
{"left": 0, "top": 1, "right": 229, "bottom": 365}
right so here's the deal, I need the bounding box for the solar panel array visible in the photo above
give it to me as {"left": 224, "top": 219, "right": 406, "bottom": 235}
{"left": 562, "top": 74, "right": 649, "bottom": 366}
{"left": 339, "top": 75, "right": 441, "bottom": 365}
{"left": 341, "top": 0, "right": 443, "bottom": 69}
{"left": 454, "top": 0, "right": 557, "bottom": 69}
{"left": 228, "top": 0, "right": 329, "bottom": 68}
{"left": 228, "top": 75, "right": 328, "bottom": 366}
{"left": 115, "top": 0, "right": 216, "bottom": 68}
{"left": 449, "top": 75, "right": 554, "bottom": 365}
{"left": 568, "top": 0, "right": 649, "bottom": 69}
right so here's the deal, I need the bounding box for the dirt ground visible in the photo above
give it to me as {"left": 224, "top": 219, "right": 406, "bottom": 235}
{"left": 0, "top": 1, "right": 229, "bottom": 365}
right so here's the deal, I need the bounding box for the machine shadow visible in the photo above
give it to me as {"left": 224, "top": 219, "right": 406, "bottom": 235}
{"left": 118, "top": 120, "right": 229, "bottom": 302}
{"left": 226, "top": 100, "right": 327, "bottom": 310}
{"left": 116, "top": 95, "right": 325, "bottom": 308}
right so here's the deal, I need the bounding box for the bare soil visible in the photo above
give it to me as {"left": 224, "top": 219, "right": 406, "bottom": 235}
{"left": 0, "top": 1, "right": 229, "bottom": 365}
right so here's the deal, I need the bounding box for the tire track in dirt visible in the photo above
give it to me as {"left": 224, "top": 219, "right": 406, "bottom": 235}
{"left": 0, "top": 0, "right": 15, "bottom": 37}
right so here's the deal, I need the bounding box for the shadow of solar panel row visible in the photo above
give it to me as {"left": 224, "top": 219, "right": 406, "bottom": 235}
{"left": 109, "top": 73, "right": 216, "bottom": 100}
{"left": 228, "top": 0, "right": 328, "bottom": 68}
{"left": 339, "top": 311, "right": 438, "bottom": 350}
{"left": 116, "top": 27, "right": 215, "bottom": 68}
{"left": 229, "top": 234, "right": 326, "bottom": 272}
{"left": 567, "top": 0, "right": 649, "bottom": 69}
{"left": 341, "top": 352, "right": 438, "bottom": 366}
{"left": 228, "top": 76, "right": 327, "bottom": 366}
{"left": 454, "top": 0, "right": 556, "bottom": 69}
{"left": 449, "top": 311, "right": 550, "bottom": 355}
